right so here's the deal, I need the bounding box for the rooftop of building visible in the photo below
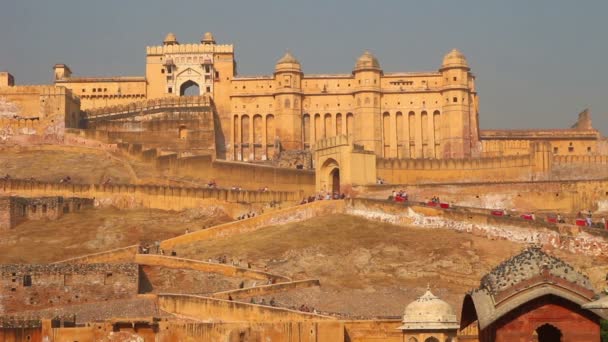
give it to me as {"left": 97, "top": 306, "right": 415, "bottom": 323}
{"left": 398, "top": 287, "right": 459, "bottom": 330}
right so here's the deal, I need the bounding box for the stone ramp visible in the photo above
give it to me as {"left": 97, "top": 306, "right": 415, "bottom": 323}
{"left": 135, "top": 254, "right": 290, "bottom": 282}
{"left": 211, "top": 279, "right": 321, "bottom": 300}
{"left": 160, "top": 199, "right": 345, "bottom": 249}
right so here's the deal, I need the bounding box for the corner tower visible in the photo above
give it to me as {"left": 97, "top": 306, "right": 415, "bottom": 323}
{"left": 274, "top": 51, "right": 303, "bottom": 150}
{"left": 439, "top": 49, "right": 479, "bottom": 158}
{"left": 352, "top": 51, "right": 382, "bottom": 155}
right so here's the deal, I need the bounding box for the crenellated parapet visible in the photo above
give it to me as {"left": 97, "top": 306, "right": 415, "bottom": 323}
{"left": 146, "top": 43, "right": 234, "bottom": 55}
{"left": 85, "top": 95, "right": 213, "bottom": 119}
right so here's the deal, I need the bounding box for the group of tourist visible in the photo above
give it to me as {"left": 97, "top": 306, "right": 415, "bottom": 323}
{"left": 206, "top": 179, "right": 217, "bottom": 188}
{"left": 213, "top": 255, "right": 253, "bottom": 269}
{"left": 576, "top": 210, "right": 608, "bottom": 229}
{"left": 249, "top": 297, "right": 277, "bottom": 307}
{"left": 376, "top": 177, "right": 387, "bottom": 185}
{"left": 300, "top": 192, "right": 346, "bottom": 204}
{"left": 429, "top": 196, "right": 441, "bottom": 204}
{"left": 236, "top": 211, "right": 258, "bottom": 220}
{"left": 389, "top": 189, "right": 408, "bottom": 202}
{"left": 297, "top": 304, "right": 317, "bottom": 313}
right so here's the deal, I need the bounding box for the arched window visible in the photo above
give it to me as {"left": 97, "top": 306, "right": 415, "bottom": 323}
{"left": 424, "top": 337, "right": 439, "bottom": 342}
{"left": 335, "top": 113, "right": 342, "bottom": 136}
{"left": 407, "top": 337, "right": 418, "bottom": 342}
{"left": 284, "top": 98, "right": 291, "bottom": 109}
{"left": 314, "top": 114, "right": 322, "bottom": 141}
{"left": 253, "top": 115, "right": 263, "bottom": 144}
{"left": 302, "top": 114, "right": 311, "bottom": 146}
{"left": 266, "top": 114, "right": 275, "bottom": 146}
{"left": 382, "top": 112, "right": 391, "bottom": 157}
{"left": 324, "top": 113, "right": 332, "bottom": 138}
{"left": 241, "top": 115, "right": 250, "bottom": 143}
{"left": 408, "top": 111, "right": 416, "bottom": 157}
{"left": 396, "top": 111, "right": 403, "bottom": 157}
{"left": 233, "top": 115, "right": 239, "bottom": 142}
{"left": 346, "top": 113, "right": 354, "bottom": 136}
{"left": 433, "top": 110, "right": 441, "bottom": 157}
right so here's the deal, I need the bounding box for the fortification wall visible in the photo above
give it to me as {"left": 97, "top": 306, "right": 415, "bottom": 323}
{"left": 0, "top": 179, "right": 300, "bottom": 210}
{"left": 359, "top": 179, "right": 608, "bottom": 213}
{"left": 0, "top": 85, "right": 81, "bottom": 144}
{"left": 0, "top": 196, "right": 93, "bottom": 230}
{"left": 134, "top": 254, "right": 289, "bottom": 282}
{"left": 376, "top": 154, "right": 537, "bottom": 184}
{"left": 343, "top": 320, "right": 404, "bottom": 342}
{"left": 162, "top": 200, "right": 345, "bottom": 250}
{"left": 0, "top": 263, "right": 138, "bottom": 314}
{"left": 157, "top": 294, "right": 335, "bottom": 322}
{"left": 52, "top": 245, "right": 139, "bottom": 264}
{"left": 346, "top": 198, "right": 608, "bottom": 256}
{"left": 211, "top": 279, "right": 320, "bottom": 300}
{"left": 552, "top": 155, "right": 608, "bottom": 180}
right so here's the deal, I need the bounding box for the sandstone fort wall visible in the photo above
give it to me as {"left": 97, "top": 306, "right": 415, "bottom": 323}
{"left": 0, "top": 263, "right": 138, "bottom": 315}
{"left": 157, "top": 294, "right": 335, "bottom": 322}
{"left": 161, "top": 200, "right": 345, "bottom": 250}
{"left": 360, "top": 179, "right": 608, "bottom": 213}
{"left": 0, "top": 179, "right": 301, "bottom": 210}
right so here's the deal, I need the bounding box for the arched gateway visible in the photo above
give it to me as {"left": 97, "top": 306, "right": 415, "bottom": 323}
{"left": 314, "top": 135, "right": 376, "bottom": 194}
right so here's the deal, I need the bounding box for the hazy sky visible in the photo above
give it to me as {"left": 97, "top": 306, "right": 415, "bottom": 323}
{"left": 1, "top": 0, "right": 607, "bottom": 134}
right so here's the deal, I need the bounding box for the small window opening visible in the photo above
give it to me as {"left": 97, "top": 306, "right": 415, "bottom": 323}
{"left": 168, "top": 87, "right": 172, "bottom": 94}
{"left": 23, "top": 275, "right": 32, "bottom": 287}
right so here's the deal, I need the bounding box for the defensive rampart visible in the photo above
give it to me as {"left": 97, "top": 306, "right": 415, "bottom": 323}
{"left": 552, "top": 155, "right": 608, "bottom": 180}
{"left": 161, "top": 199, "right": 345, "bottom": 250}
{"left": 359, "top": 179, "right": 608, "bottom": 213}
{"left": 375, "top": 141, "right": 552, "bottom": 184}
{"left": 134, "top": 254, "right": 289, "bottom": 282}
{"left": 346, "top": 198, "right": 608, "bottom": 256}
{"left": 0, "top": 179, "right": 300, "bottom": 209}
{"left": 52, "top": 245, "right": 139, "bottom": 264}
{"left": 157, "top": 294, "right": 335, "bottom": 322}
{"left": 211, "top": 279, "right": 320, "bottom": 300}
{"left": 109, "top": 139, "right": 316, "bottom": 193}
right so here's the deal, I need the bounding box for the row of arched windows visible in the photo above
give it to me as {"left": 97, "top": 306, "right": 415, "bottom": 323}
{"left": 382, "top": 110, "right": 441, "bottom": 159}
{"left": 233, "top": 114, "right": 275, "bottom": 161}
{"left": 302, "top": 113, "right": 354, "bottom": 148}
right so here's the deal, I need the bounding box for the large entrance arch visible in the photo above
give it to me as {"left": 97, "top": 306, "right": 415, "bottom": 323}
{"left": 330, "top": 168, "right": 340, "bottom": 194}
{"left": 319, "top": 158, "right": 340, "bottom": 194}
{"left": 536, "top": 323, "right": 562, "bottom": 342}
{"left": 180, "top": 80, "right": 200, "bottom": 96}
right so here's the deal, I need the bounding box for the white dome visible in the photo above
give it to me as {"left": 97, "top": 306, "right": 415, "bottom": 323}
{"left": 398, "top": 289, "right": 459, "bottom": 330}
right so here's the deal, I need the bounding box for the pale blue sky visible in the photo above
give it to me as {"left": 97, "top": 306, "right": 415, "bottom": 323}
{"left": 1, "top": 0, "right": 607, "bottom": 133}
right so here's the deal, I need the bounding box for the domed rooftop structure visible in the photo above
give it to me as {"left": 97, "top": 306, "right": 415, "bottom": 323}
{"left": 201, "top": 32, "right": 216, "bottom": 45}
{"left": 354, "top": 51, "right": 381, "bottom": 72}
{"left": 275, "top": 51, "right": 301, "bottom": 72}
{"left": 441, "top": 48, "right": 468, "bottom": 69}
{"left": 163, "top": 32, "right": 178, "bottom": 46}
{"left": 398, "top": 287, "right": 459, "bottom": 330}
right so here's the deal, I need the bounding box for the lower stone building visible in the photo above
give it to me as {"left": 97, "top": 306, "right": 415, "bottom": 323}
{"left": 0, "top": 263, "right": 139, "bottom": 315}
{"left": 0, "top": 196, "right": 94, "bottom": 230}
{"left": 460, "top": 247, "right": 606, "bottom": 342}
